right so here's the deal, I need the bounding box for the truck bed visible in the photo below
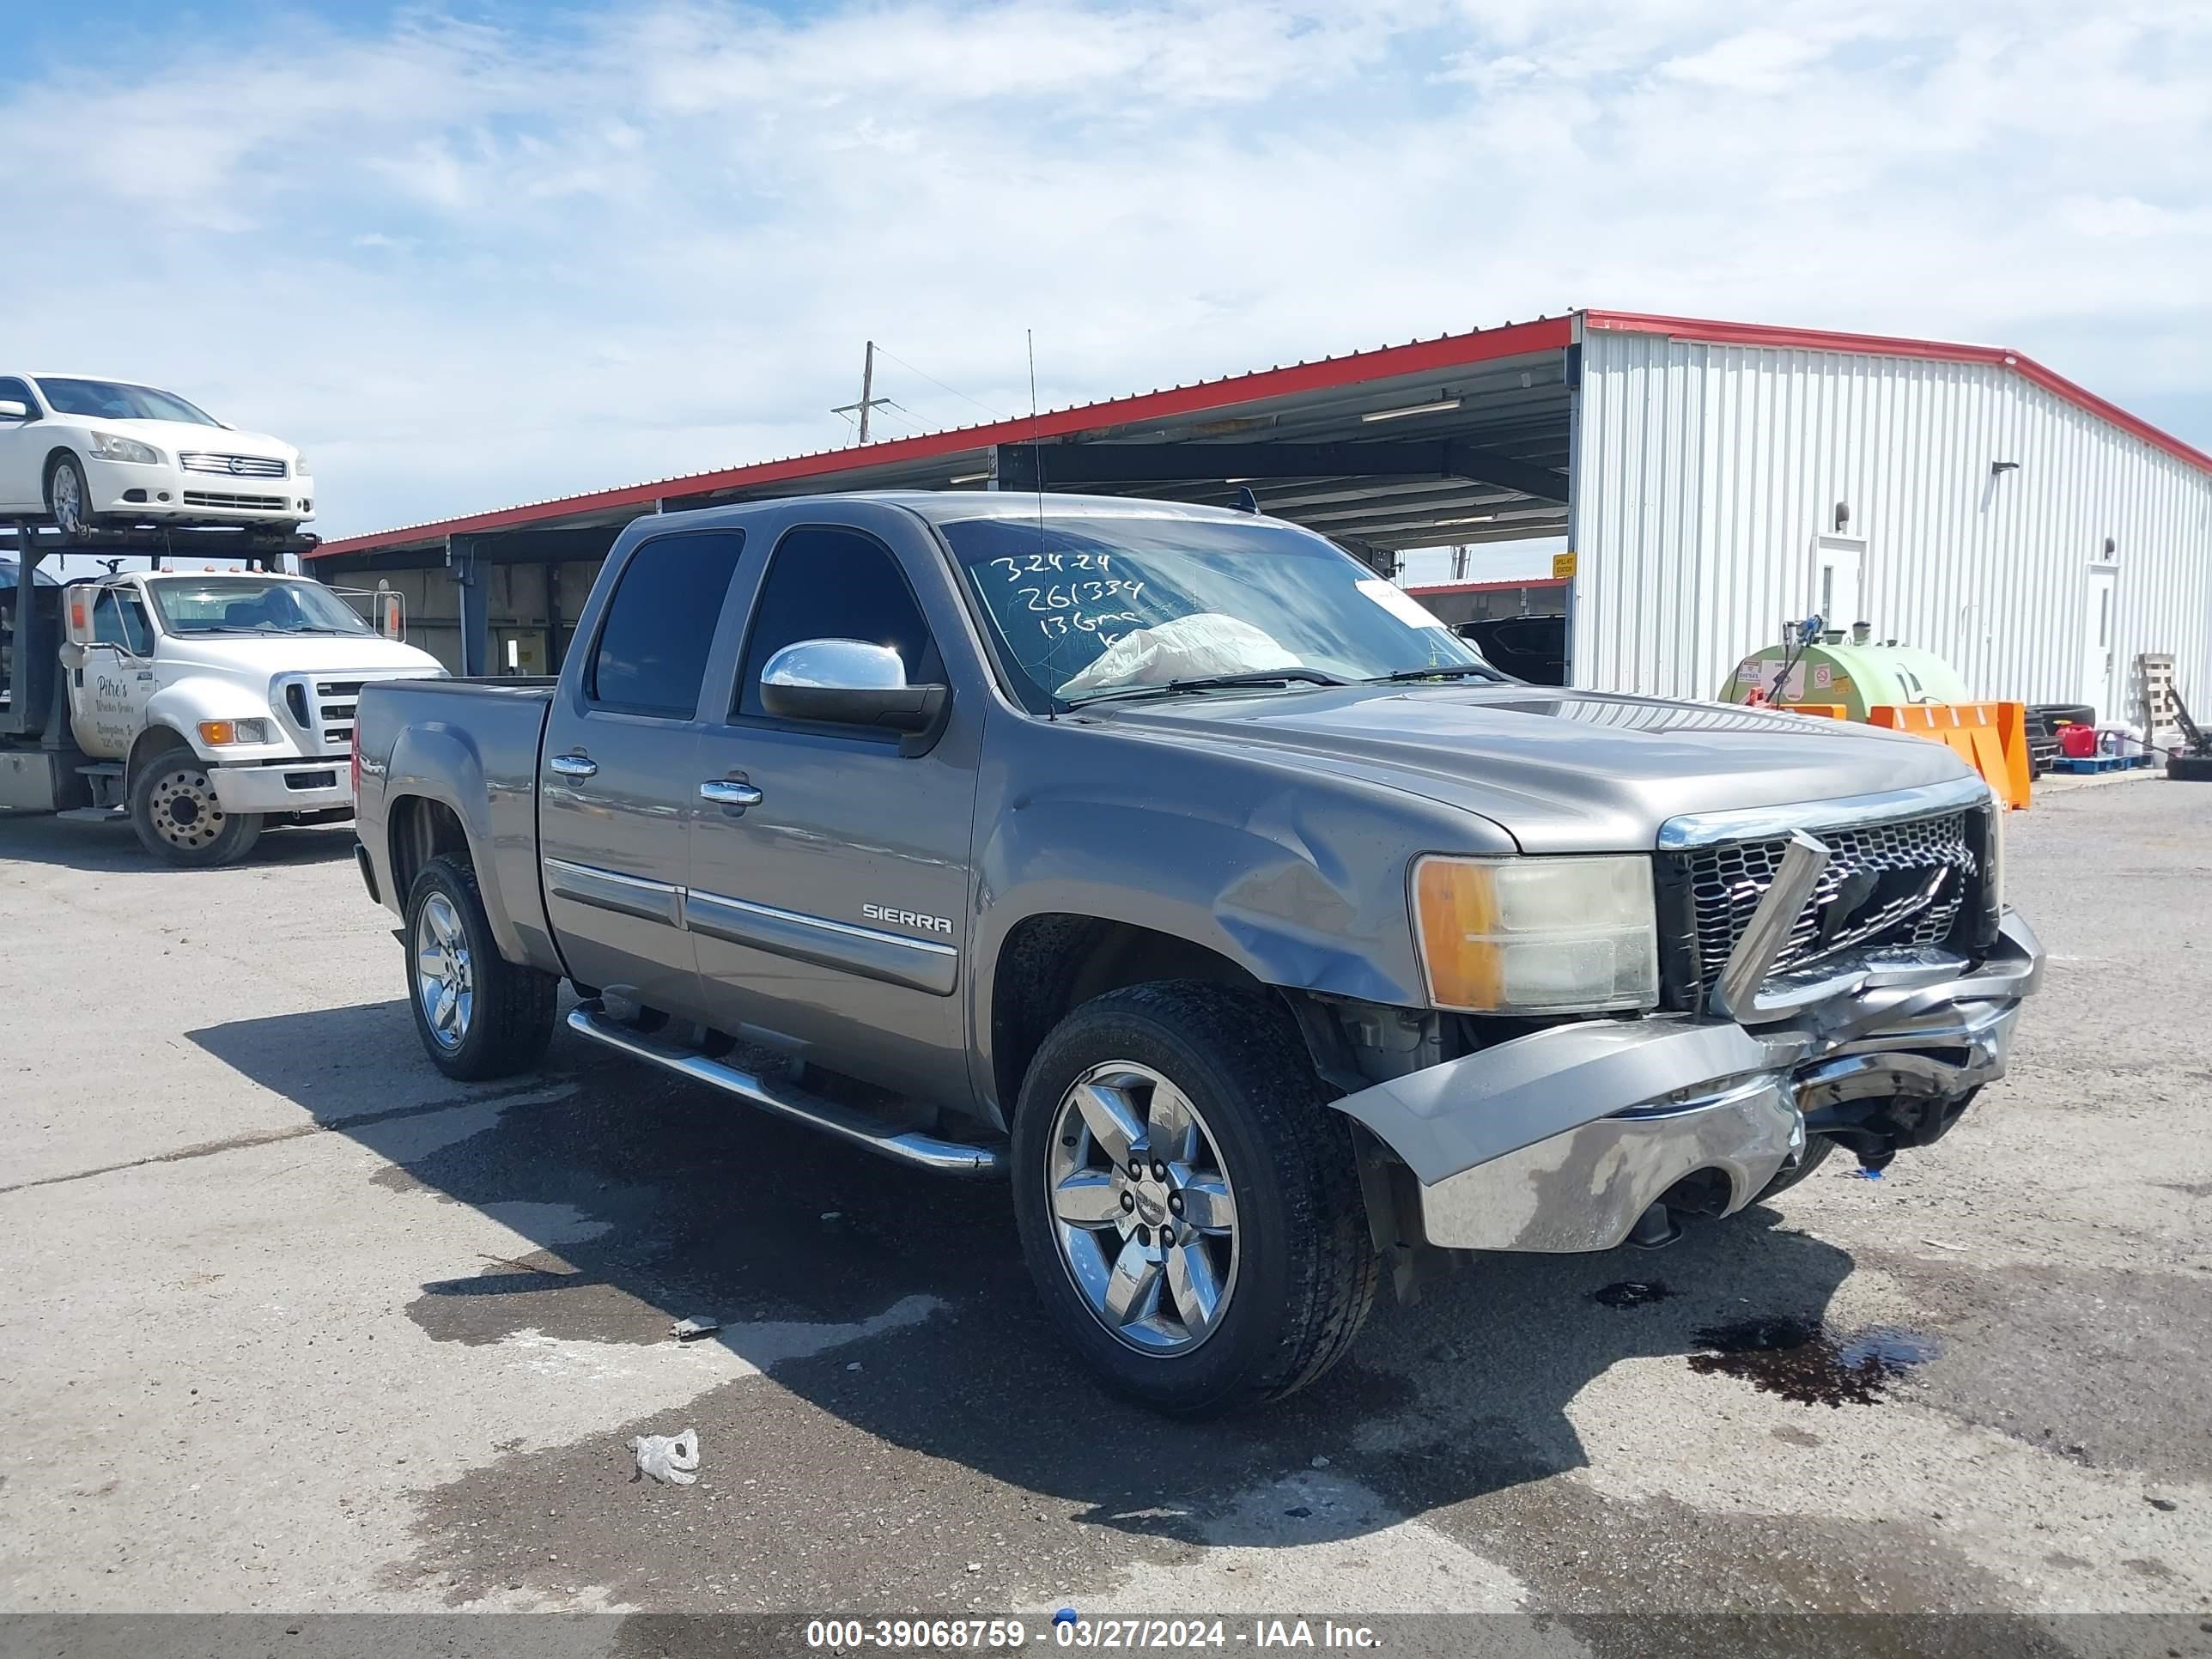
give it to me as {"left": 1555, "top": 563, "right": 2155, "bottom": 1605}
{"left": 353, "top": 674, "right": 561, "bottom": 973}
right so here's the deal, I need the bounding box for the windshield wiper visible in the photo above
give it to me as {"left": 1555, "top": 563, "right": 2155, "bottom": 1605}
{"left": 1366, "top": 664, "right": 1504, "bottom": 684}
{"left": 1068, "top": 669, "right": 1350, "bottom": 706}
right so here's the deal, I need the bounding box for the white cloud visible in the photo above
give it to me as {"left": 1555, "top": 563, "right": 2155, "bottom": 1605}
{"left": 2, "top": 0, "right": 2206, "bottom": 539}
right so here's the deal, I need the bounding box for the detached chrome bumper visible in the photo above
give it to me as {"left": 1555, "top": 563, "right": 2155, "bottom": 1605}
{"left": 1330, "top": 909, "right": 2043, "bottom": 1254}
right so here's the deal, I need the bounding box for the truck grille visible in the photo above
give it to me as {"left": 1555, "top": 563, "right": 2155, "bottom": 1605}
{"left": 315, "top": 681, "right": 363, "bottom": 747}
{"left": 179, "top": 453, "right": 289, "bottom": 477}
{"left": 1681, "top": 811, "right": 1978, "bottom": 994}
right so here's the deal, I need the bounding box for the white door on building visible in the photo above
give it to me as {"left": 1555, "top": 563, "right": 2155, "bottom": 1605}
{"left": 1812, "top": 534, "right": 1865, "bottom": 629}
{"left": 2081, "top": 565, "right": 2119, "bottom": 720}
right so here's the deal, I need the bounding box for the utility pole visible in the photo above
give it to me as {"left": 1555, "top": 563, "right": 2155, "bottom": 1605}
{"left": 831, "top": 339, "right": 896, "bottom": 445}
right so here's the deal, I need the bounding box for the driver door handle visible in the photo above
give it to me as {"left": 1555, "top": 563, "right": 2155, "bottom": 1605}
{"left": 698, "top": 780, "right": 763, "bottom": 807}
{"left": 550, "top": 753, "right": 598, "bottom": 779}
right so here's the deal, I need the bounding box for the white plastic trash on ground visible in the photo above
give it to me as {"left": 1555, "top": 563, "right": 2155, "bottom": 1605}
{"left": 630, "top": 1428, "right": 700, "bottom": 1486}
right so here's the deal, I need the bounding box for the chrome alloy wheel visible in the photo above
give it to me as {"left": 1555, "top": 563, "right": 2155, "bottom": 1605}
{"left": 1046, "top": 1061, "right": 1240, "bottom": 1354}
{"left": 414, "top": 892, "right": 475, "bottom": 1051}
{"left": 50, "top": 462, "right": 85, "bottom": 534}
{"left": 147, "top": 764, "right": 228, "bottom": 851}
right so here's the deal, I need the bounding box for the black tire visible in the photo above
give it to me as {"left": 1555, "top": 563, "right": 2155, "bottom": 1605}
{"left": 404, "top": 854, "right": 559, "bottom": 1080}
{"left": 1011, "top": 981, "right": 1379, "bottom": 1417}
{"left": 2168, "top": 754, "right": 2212, "bottom": 782}
{"left": 1751, "top": 1133, "right": 1836, "bottom": 1203}
{"left": 129, "top": 745, "right": 263, "bottom": 866}
{"left": 45, "top": 452, "right": 95, "bottom": 539}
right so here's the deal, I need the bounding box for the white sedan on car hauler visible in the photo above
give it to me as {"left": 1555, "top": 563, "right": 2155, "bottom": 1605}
{"left": 0, "top": 374, "right": 314, "bottom": 537}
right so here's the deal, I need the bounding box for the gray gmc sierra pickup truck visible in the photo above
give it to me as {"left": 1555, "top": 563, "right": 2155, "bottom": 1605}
{"left": 351, "top": 492, "right": 2042, "bottom": 1414}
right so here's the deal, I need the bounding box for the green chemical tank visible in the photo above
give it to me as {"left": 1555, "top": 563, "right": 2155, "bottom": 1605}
{"left": 1719, "top": 622, "right": 1972, "bottom": 718}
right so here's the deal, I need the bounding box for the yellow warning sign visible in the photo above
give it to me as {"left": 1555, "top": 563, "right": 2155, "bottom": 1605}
{"left": 1552, "top": 551, "right": 1578, "bottom": 581}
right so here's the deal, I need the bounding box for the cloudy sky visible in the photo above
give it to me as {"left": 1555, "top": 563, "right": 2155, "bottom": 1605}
{"left": 4, "top": 0, "right": 2209, "bottom": 548}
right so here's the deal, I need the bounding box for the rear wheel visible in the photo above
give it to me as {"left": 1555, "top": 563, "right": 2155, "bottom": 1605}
{"left": 129, "top": 747, "right": 262, "bottom": 866}
{"left": 405, "top": 855, "right": 559, "bottom": 1080}
{"left": 1011, "top": 981, "right": 1378, "bottom": 1416}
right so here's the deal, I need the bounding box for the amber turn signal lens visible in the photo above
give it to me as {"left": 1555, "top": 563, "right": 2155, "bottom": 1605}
{"left": 1413, "top": 858, "right": 1506, "bottom": 1011}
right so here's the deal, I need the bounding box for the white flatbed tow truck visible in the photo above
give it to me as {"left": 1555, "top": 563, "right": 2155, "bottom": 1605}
{"left": 1, "top": 517, "right": 443, "bottom": 866}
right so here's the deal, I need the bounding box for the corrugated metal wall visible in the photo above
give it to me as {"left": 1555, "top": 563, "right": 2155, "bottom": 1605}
{"left": 1571, "top": 327, "right": 2212, "bottom": 725}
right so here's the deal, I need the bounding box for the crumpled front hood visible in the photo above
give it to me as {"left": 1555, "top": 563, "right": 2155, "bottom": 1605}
{"left": 1086, "top": 683, "right": 1980, "bottom": 852}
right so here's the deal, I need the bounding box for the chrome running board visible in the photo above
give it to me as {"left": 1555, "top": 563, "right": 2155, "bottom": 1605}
{"left": 565, "top": 1002, "right": 1006, "bottom": 1177}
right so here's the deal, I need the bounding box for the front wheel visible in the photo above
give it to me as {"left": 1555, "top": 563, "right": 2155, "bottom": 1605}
{"left": 405, "top": 855, "right": 559, "bottom": 1080}
{"left": 129, "top": 750, "right": 263, "bottom": 866}
{"left": 46, "top": 452, "right": 95, "bottom": 538}
{"left": 1011, "top": 981, "right": 1379, "bottom": 1417}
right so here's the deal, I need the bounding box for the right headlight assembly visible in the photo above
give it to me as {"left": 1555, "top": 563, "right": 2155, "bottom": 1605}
{"left": 1411, "top": 853, "right": 1660, "bottom": 1015}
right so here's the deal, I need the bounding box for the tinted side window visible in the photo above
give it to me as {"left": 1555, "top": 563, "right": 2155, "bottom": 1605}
{"left": 93, "top": 589, "right": 153, "bottom": 654}
{"left": 586, "top": 532, "right": 747, "bottom": 717}
{"left": 735, "top": 527, "right": 942, "bottom": 720}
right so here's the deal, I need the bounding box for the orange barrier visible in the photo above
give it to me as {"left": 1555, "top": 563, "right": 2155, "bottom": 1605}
{"left": 1866, "top": 702, "right": 2032, "bottom": 809}
{"left": 1778, "top": 703, "right": 1848, "bottom": 720}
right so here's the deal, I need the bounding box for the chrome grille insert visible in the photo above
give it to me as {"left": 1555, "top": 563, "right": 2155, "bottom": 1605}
{"left": 179, "top": 452, "right": 288, "bottom": 477}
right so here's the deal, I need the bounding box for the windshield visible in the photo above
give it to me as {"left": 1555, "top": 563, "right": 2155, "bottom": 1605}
{"left": 33, "top": 378, "right": 219, "bottom": 425}
{"left": 148, "top": 577, "right": 371, "bottom": 636}
{"left": 941, "top": 513, "right": 1493, "bottom": 705}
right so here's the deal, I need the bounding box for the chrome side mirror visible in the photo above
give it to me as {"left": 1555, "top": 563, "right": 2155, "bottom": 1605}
{"left": 759, "top": 638, "right": 948, "bottom": 734}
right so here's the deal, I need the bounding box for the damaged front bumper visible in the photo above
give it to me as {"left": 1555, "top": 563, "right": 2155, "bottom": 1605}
{"left": 1328, "top": 909, "right": 2043, "bottom": 1254}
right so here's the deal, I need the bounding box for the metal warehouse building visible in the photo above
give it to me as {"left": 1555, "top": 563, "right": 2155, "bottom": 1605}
{"left": 314, "top": 311, "right": 2212, "bottom": 728}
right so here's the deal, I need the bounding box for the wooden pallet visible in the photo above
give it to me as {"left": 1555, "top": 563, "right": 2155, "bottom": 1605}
{"left": 2138, "top": 653, "right": 2179, "bottom": 745}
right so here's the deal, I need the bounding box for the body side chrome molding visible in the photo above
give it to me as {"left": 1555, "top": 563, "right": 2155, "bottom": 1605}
{"left": 684, "top": 885, "right": 959, "bottom": 997}
{"left": 542, "top": 855, "right": 683, "bottom": 928}
{"left": 1656, "top": 775, "right": 1993, "bottom": 850}
{"left": 538, "top": 858, "right": 959, "bottom": 997}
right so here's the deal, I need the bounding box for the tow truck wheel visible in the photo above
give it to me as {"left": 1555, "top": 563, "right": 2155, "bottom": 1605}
{"left": 1011, "top": 981, "right": 1379, "bottom": 1417}
{"left": 45, "top": 453, "right": 95, "bottom": 539}
{"left": 129, "top": 748, "right": 263, "bottom": 866}
{"left": 404, "top": 855, "right": 559, "bottom": 1081}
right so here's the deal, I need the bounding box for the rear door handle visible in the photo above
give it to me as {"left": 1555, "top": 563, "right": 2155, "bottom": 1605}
{"left": 550, "top": 753, "right": 598, "bottom": 779}
{"left": 698, "top": 780, "right": 763, "bottom": 807}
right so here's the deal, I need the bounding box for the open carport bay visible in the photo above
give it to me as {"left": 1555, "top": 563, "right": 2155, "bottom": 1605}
{"left": 1, "top": 780, "right": 2208, "bottom": 1646}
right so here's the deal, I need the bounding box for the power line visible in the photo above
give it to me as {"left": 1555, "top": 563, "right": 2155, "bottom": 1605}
{"left": 872, "top": 343, "right": 1010, "bottom": 424}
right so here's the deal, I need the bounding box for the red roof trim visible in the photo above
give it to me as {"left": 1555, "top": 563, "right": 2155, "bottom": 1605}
{"left": 1583, "top": 310, "right": 2212, "bottom": 477}
{"left": 311, "top": 316, "right": 1573, "bottom": 557}
{"left": 1405, "top": 576, "right": 1570, "bottom": 597}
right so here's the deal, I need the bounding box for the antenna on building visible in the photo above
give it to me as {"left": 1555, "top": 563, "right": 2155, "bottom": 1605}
{"left": 830, "top": 340, "right": 899, "bottom": 445}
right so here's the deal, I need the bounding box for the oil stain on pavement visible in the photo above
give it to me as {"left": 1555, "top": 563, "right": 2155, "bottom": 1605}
{"left": 1687, "top": 1317, "right": 1940, "bottom": 1407}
